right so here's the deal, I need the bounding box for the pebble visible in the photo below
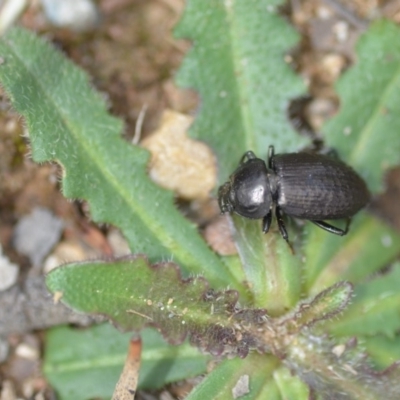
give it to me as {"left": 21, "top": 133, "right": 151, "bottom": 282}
{"left": 40, "top": 0, "right": 100, "bottom": 32}
{"left": 13, "top": 207, "right": 64, "bottom": 268}
{"left": 0, "top": 337, "right": 9, "bottom": 363}
{"left": 0, "top": 245, "right": 19, "bottom": 291}
{"left": 141, "top": 110, "right": 217, "bottom": 201}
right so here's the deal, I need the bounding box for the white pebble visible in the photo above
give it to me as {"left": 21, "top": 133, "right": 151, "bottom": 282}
{"left": 40, "top": 0, "right": 99, "bottom": 32}
{"left": 0, "top": 245, "right": 19, "bottom": 291}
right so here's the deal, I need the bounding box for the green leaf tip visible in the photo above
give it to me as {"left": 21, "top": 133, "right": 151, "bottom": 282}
{"left": 0, "top": 26, "right": 239, "bottom": 291}
{"left": 277, "top": 281, "right": 353, "bottom": 335}
{"left": 175, "top": 0, "right": 308, "bottom": 182}
{"left": 296, "top": 281, "right": 353, "bottom": 328}
{"left": 328, "top": 263, "right": 400, "bottom": 338}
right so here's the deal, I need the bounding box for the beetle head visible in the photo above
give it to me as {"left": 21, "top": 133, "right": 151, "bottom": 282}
{"left": 218, "top": 181, "right": 235, "bottom": 213}
{"left": 218, "top": 157, "right": 272, "bottom": 219}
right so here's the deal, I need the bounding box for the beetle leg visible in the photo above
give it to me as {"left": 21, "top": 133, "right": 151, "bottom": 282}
{"left": 217, "top": 182, "right": 233, "bottom": 213}
{"left": 262, "top": 210, "right": 272, "bottom": 233}
{"left": 267, "top": 145, "right": 275, "bottom": 169}
{"left": 325, "top": 147, "right": 339, "bottom": 159}
{"left": 240, "top": 151, "right": 257, "bottom": 164}
{"left": 344, "top": 218, "right": 351, "bottom": 234}
{"left": 275, "top": 206, "right": 289, "bottom": 242}
{"left": 311, "top": 219, "right": 351, "bottom": 236}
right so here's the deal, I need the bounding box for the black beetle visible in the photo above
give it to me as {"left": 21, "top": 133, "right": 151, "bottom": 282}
{"left": 218, "top": 146, "right": 370, "bottom": 242}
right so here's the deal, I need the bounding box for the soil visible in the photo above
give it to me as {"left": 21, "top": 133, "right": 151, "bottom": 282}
{"left": 0, "top": 0, "right": 399, "bottom": 398}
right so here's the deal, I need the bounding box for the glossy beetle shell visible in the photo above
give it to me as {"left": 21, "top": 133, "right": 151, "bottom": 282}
{"left": 218, "top": 147, "right": 370, "bottom": 241}
{"left": 273, "top": 152, "right": 370, "bottom": 220}
{"left": 219, "top": 158, "right": 272, "bottom": 219}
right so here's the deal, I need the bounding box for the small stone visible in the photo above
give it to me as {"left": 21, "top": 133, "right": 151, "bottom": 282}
{"left": 0, "top": 256, "right": 19, "bottom": 292}
{"left": 0, "top": 246, "right": 19, "bottom": 292}
{"left": 0, "top": 380, "right": 17, "bottom": 400}
{"left": 232, "top": 374, "right": 250, "bottom": 398}
{"left": 15, "top": 342, "right": 39, "bottom": 361}
{"left": 0, "top": 338, "right": 9, "bottom": 363}
{"left": 203, "top": 216, "right": 237, "bottom": 256}
{"left": 321, "top": 54, "right": 346, "bottom": 81}
{"left": 40, "top": 0, "right": 100, "bottom": 32}
{"left": 141, "top": 109, "right": 217, "bottom": 200}
{"left": 0, "top": 245, "right": 19, "bottom": 291}
{"left": 107, "top": 229, "right": 130, "bottom": 257}
{"left": 13, "top": 207, "right": 64, "bottom": 268}
{"left": 332, "top": 344, "right": 346, "bottom": 357}
{"left": 43, "top": 240, "right": 89, "bottom": 274}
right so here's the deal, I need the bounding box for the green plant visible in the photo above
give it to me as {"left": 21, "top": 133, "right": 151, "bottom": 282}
{"left": 0, "top": 1, "right": 400, "bottom": 399}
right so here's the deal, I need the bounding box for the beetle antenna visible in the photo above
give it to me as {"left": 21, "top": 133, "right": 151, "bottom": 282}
{"left": 267, "top": 145, "right": 274, "bottom": 169}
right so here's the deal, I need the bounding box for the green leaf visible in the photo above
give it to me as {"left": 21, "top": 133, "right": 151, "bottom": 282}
{"left": 185, "top": 355, "right": 280, "bottom": 400}
{"left": 273, "top": 367, "right": 309, "bottom": 400}
{"left": 46, "top": 256, "right": 268, "bottom": 357}
{"left": 231, "top": 215, "right": 301, "bottom": 313}
{"left": 0, "top": 27, "right": 239, "bottom": 292}
{"left": 365, "top": 335, "right": 400, "bottom": 369}
{"left": 326, "top": 263, "right": 400, "bottom": 338}
{"left": 44, "top": 324, "right": 209, "bottom": 400}
{"left": 324, "top": 20, "right": 400, "bottom": 193}
{"left": 47, "top": 256, "right": 381, "bottom": 398}
{"left": 286, "top": 332, "right": 400, "bottom": 400}
{"left": 175, "top": 0, "right": 307, "bottom": 183}
{"left": 281, "top": 281, "right": 353, "bottom": 332}
{"left": 304, "top": 213, "right": 400, "bottom": 294}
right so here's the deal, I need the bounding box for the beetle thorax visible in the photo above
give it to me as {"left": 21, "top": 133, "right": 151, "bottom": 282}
{"left": 230, "top": 160, "right": 272, "bottom": 219}
{"left": 267, "top": 171, "right": 279, "bottom": 203}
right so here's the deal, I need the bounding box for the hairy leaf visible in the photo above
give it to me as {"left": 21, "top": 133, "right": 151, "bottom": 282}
{"left": 44, "top": 325, "right": 208, "bottom": 400}
{"left": 185, "top": 355, "right": 279, "bottom": 400}
{"left": 46, "top": 256, "right": 270, "bottom": 358}
{"left": 365, "top": 335, "right": 400, "bottom": 370}
{"left": 0, "top": 27, "right": 239, "bottom": 291}
{"left": 231, "top": 215, "right": 301, "bottom": 313}
{"left": 273, "top": 367, "right": 309, "bottom": 400}
{"left": 327, "top": 263, "right": 400, "bottom": 338}
{"left": 175, "top": 0, "right": 307, "bottom": 183}
{"left": 304, "top": 213, "right": 400, "bottom": 294}
{"left": 285, "top": 333, "right": 400, "bottom": 400}
{"left": 324, "top": 20, "right": 400, "bottom": 193}
{"left": 280, "top": 281, "right": 353, "bottom": 333}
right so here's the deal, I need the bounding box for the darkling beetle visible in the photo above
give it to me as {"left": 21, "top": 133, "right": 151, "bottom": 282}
{"left": 218, "top": 146, "right": 370, "bottom": 242}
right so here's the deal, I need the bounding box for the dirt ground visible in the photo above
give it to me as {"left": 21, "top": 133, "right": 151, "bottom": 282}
{"left": 0, "top": 0, "right": 399, "bottom": 398}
